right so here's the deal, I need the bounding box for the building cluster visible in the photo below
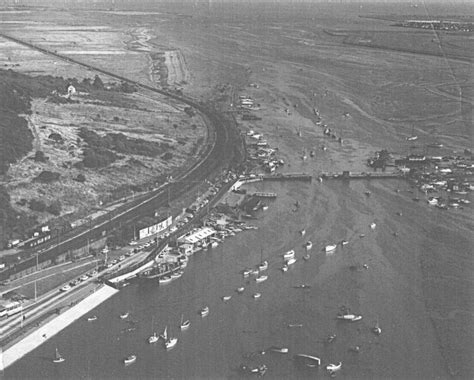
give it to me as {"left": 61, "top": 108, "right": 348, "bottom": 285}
{"left": 375, "top": 150, "right": 474, "bottom": 210}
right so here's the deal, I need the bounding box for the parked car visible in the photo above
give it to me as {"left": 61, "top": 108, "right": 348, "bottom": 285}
{"left": 60, "top": 284, "right": 71, "bottom": 292}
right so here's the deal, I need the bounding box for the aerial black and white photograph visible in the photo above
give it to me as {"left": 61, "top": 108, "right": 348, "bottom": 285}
{"left": 0, "top": 0, "right": 472, "bottom": 378}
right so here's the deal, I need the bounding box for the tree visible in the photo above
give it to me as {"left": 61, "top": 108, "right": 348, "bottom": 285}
{"left": 46, "top": 201, "right": 62, "bottom": 216}
{"left": 92, "top": 75, "right": 104, "bottom": 90}
{"left": 33, "top": 151, "right": 48, "bottom": 162}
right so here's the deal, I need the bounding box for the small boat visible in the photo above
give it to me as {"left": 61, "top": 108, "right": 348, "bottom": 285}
{"left": 120, "top": 312, "right": 129, "bottom": 319}
{"left": 242, "top": 269, "right": 251, "bottom": 278}
{"left": 148, "top": 332, "right": 159, "bottom": 344}
{"left": 159, "top": 276, "right": 172, "bottom": 284}
{"left": 269, "top": 346, "right": 289, "bottom": 354}
{"left": 286, "top": 257, "right": 296, "bottom": 266}
{"left": 349, "top": 345, "right": 361, "bottom": 353}
{"left": 255, "top": 274, "right": 268, "bottom": 283}
{"left": 160, "top": 326, "right": 168, "bottom": 340}
{"left": 303, "top": 254, "right": 311, "bottom": 260}
{"left": 341, "top": 240, "right": 349, "bottom": 246}
{"left": 337, "top": 313, "right": 362, "bottom": 322}
{"left": 87, "top": 315, "right": 97, "bottom": 322}
{"left": 294, "top": 284, "right": 311, "bottom": 289}
{"left": 180, "top": 314, "right": 190, "bottom": 330}
{"left": 53, "top": 348, "right": 65, "bottom": 363}
{"left": 283, "top": 250, "right": 295, "bottom": 259}
{"left": 170, "top": 270, "right": 184, "bottom": 279}
{"left": 250, "top": 269, "right": 259, "bottom": 276}
{"left": 165, "top": 336, "right": 178, "bottom": 350}
{"left": 300, "top": 229, "right": 306, "bottom": 236}
{"left": 326, "top": 362, "right": 342, "bottom": 374}
{"left": 373, "top": 322, "right": 382, "bottom": 335}
{"left": 123, "top": 355, "right": 136, "bottom": 365}
{"left": 222, "top": 295, "right": 232, "bottom": 302}
{"left": 370, "top": 222, "right": 376, "bottom": 229}
{"left": 305, "top": 241, "right": 312, "bottom": 250}
{"left": 293, "top": 353, "right": 321, "bottom": 367}
{"left": 253, "top": 293, "right": 261, "bottom": 299}
{"left": 258, "top": 261, "right": 268, "bottom": 271}
{"left": 281, "top": 265, "right": 289, "bottom": 272}
{"left": 325, "top": 244, "right": 337, "bottom": 253}
{"left": 236, "top": 287, "right": 245, "bottom": 294}
{"left": 200, "top": 306, "right": 209, "bottom": 317}
{"left": 288, "top": 323, "right": 303, "bottom": 328}
{"left": 326, "top": 334, "right": 337, "bottom": 343}
{"left": 211, "top": 241, "right": 219, "bottom": 248}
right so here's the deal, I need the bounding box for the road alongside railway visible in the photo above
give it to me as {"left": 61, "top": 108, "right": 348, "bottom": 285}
{"left": 0, "top": 32, "right": 245, "bottom": 281}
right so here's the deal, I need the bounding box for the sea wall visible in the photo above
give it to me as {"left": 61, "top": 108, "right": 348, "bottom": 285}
{"left": 2, "top": 284, "right": 119, "bottom": 369}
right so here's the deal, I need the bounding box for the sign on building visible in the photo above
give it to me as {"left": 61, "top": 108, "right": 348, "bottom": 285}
{"left": 138, "top": 216, "right": 173, "bottom": 240}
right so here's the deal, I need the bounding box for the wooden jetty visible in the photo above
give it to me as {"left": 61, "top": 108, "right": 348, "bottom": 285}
{"left": 262, "top": 173, "right": 312, "bottom": 182}
{"left": 320, "top": 171, "right": 405, "bottom": 180}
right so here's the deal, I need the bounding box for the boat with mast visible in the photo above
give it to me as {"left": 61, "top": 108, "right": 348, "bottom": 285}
{"left": 148, "top": 317, "right": 159, "bottom": 344}
{"left": 160, "top": 326, "right": 168, "bottom": 340}
{"left": 180, "top": 314, "right": 190, "bottom": 330}
{"left": 52, "top": 348, "right": 65, "bottom": 363}
{"left": 164, "top": 327, "right": 178, "bottom": 349}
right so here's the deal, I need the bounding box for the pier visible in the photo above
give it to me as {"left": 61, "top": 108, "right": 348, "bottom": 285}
{"left": 252, "top": 192, "right": 277, "bottom": 198}
{"left": 320, "top": 171, "right": 405, "bottom": 180}
{"left": 262, "top": 173, "right": 313, "bottom": 182}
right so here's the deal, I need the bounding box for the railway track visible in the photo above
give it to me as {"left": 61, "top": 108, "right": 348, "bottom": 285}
{"left": 0, "top": 33, "right": 244, "bottom": 280}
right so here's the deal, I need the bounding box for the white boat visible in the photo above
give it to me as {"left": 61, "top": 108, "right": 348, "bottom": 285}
{"left": 180, "top": 315, "right": 190, "bottom": 330}
{"left": 286, "top": 257, "right": 297, "bottom": 265}
{"left": 148, "top": 332, "right": 159, "bottom": 344}
{"left": 159, "top": 276, "right": 172, "bottom": 284}
{"left": 53, "top": 348, "right": 65, "bottom": 363}
{"left": 281, "top": 265, "right": 289, "bottom": 272}
{"left": 326, "top": 362, "right": 342, "bottom": 373}
{"left": 300, "top": 229, "right": 306, "bottom": 236}
{"left": 303, "top": 254, "right": 310, "bottom": 260}
{"left": 236, "top": 287, "right": 245, "bottom": 293}
{"left": 120, "top": 312, "right": 129, "bottom": 319}
{"left": 123, "top": 355, "right": 136, "bottom": 365}
{"left": 370, "top": 222, "right": 376, "bottom": 229}
{"left": 170, "top": 270, "right": 184, "bottom": 279}
{"left": 242, "top": 269, "right": 251, "bottom": 278}
{"left": 337, "top": 314, "right": 362, "bottom": 322}
{"left": 341, "top": 240, "right": 349, "bottom": 246}
{"left": 211, "top": 241, "right": 219, "bottom": 248}
{"left": 253, "top": 293, "right": 261, "bottom": 299}
{"left": 269, "top": 346, "right": 289, "bottom": 354}
{"left": 255, "top": 274, "right": 268, "bottom": 283}
{"left": 200, "top": 306, "right": 209, "bottom": 317}
{"left": 325, "top": 244, "right": 337, "bottom": 253}
{"left": 258, "top": 261, "right": 268, "bottom": 271}
{"left": 160, "top": 326, "right": 168, "bottom": 340}
{"left": 373, "top": 321, "right": 382, "bottom": 335}
{"left": 165, "top": 336, "right": 178, "bottom": 350}
{"left": 87, "top": 315, "right": 97, "bottom": 322}
{"left": 293, "top": 353, "right": 321, "bottom": 367}
{"left": 283, "top": 250, "right": 295, "bottom": 259}
{"left": 222, "top": 295, "right": 232, "bottom": 302}
{"left": 305, "top": 241, "right": 312, "bottom": 250}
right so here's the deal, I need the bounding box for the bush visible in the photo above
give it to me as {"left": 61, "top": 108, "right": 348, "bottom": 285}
{"left": 48, "top": 132, "right": 63, "bottom": 143}
{"left": 29, "top": 199, "right": 47, "bottom": 212}
{"left": 35, "top": 170, "right": 60, "bottom": 183}
{"left": 92, "top": 75, "right": 104, "bottom": 90}
{"left": 162, "top": 152, "right": 173, "bottom": 161}
{"left": 74, "top": 173, "right": 86, "bottom": 183}
{"left": 46, "top": 201, "right": 62, "bottom": 216}
{"left": 33, "top": 151, "right": 48, "bottom": 162}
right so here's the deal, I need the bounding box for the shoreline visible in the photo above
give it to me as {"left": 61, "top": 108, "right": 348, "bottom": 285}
{"left": 2, "top": 284, "right": 119, "bottom": 369}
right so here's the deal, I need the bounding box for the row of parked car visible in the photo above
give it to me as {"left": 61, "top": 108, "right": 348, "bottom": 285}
{"left": 59, "top": 269, "right": 99, "bottom": 292}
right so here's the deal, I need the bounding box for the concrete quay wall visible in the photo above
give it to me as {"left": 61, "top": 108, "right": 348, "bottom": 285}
{"left": 2, "top": 284, "right": 119, "bottom": 369}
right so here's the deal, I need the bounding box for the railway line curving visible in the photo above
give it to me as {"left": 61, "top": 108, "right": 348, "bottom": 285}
{"left": 0, "top": 33, "right": 244, "bottom": 280}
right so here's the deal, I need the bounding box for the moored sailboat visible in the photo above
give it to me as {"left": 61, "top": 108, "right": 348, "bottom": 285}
{"left": 53, "top": 348, "right": 65, "bottom": 363}
{"left": 180, "top": 314, "right": 190, "bottom": 330}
